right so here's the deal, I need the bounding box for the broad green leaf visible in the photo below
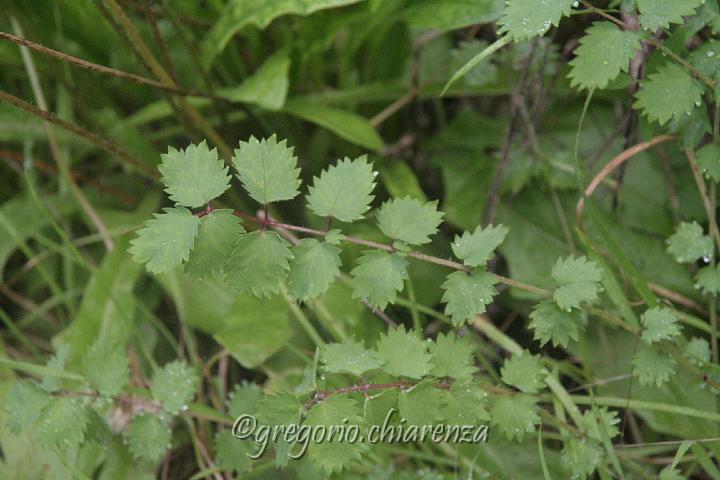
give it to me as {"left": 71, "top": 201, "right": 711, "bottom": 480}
{"left": 350, "top": 250, "right": 408, "bottom": 309}
{"left": 256, "top": 391, "right": 302, "bottom": 426}
{"left": 498, "top": 0, "right": 574, "bottom": 41}
{"left": 221, "top": 51, "right": 290, "bottom": 111}
{"left": 125, "top": 414, "right": 171, "bottom": 463}
{"left": 632, "top": 346, "right": 676, "bottom": 387}
{"left": 568, "top": 22, "right": 641, "bottom": 90}
{"left": 306, "top": 156, "right": 376, "bottom": 222}
{"left": 82, "top": 340, "right": 129, "bottom": 397}
{"left": 440, "top": 380, "right": 490, "bottom": 424}
{"left": 500, "top": 352, "right": 545, "bottom": 393}
{"left": 490, "top": 394, "right": 540, "bottom": 441}
{"left": 667, "top": 221, "right": 714, "bottom": 263}
{"left": 696, "top": 265, "right": 720, "bottom": 295}
{"left": 451, "top": 224, "right": 508, "bottom": 266}
{"left": 151, "top": 360, "right": 198, "bottom": 414}
{"left": 551, "top": 256, "right": 603, "bottom": 311}
{"left": 215, "top": 430, "right": 254, "bottom": 473}
{"left": 441, "top": 270, "right": 498, "bottom": 325}
{"left": 561, "top": 437, "right": 603, "bottom": 480}
{"left": 696, "top": 144, "right": 720, "bottom": 182}
{"left": 686, "top": 337, "right": 711, "bottom": 365}
{"left": 634, "top": 63, "right": 704, "bottom": 125}
{"left": 287, "top": 239, "right": 341, "bottom": 301}
{"left": 233, "top": 135, "right": 300, "bottom": 204}
{"left": 227, "top": 383, "right": 263, "bottom": 418}
{"left": 38, "top": 397, "right": 88, "bottom": 451}
{"left": 428, "top": 331, "right": 477, "bottom": 379}
{"left": 225, "top": 231, "right": 293, "bottom": 297}
{"left": 283, "top": 99, "right": 384, "bottom": 152}
{"left": 377, "top": 197, "right": 443, "bottom": 245}
{"left": 321, "top": 338, "right": 384, "bottom": 376}
{"left": 185, "top": 209, "right": 246, "bottom": 279}
{"left": 129, "top": 207, "right": 200, "bottom": 274}
{"left": 215, "top": 294, "right": 291, "bottom": 368}
{"left": 403, "top": 0, "right": 502, "bottom": 32}
{"left": 376, "top": 325, "right": 432, "bottom": 379}
{"left": 638, "top": 0, "right": 704, "bottom": 31}
{"left": 528, "top": 300, "right": 583, "bottom": 348}
{"left": 398, "top": 380, "right": 444, "bottom": 425}
{"left": 158, "top": 141, "right": 230, "bottom": 208}
{"left": 641, "top": 306, "right": 681, "bottom": 344}
{"left": 4, "top": 379, "right": 50, "bottom": 433}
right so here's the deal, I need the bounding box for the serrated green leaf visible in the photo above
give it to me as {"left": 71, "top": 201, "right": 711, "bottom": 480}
{"left": 697, "top": 265, "right": 720, "bottom": 295}
{"left": 568, "top": 22, "right": 641, "bottom": 90}
{"left": 186, "top": 209, "right": 245, "bottom": 279}
{"left": 129, "top": 207, "right": 200, "bottom": 274}
{"left": 215, "top": 430, "right": 254, "bottom": 473}
{"left": 634, "top": 63, "right": 704, "bottom": 125}
{"left": 158, "top": 141, "right": 230, "bottom": 208}
{"left": 696, "top": 144, "right": 720, "bottom": 182}
{"left": 451, "top": 224, "right": 508, "bottom": 267}
{"left": 667, "top": 221, "right": 714, "bottom": 263}
{"left": 500, "top": 351, "right": 545, "bottom": 393}
{"left": 551, "top": 256, "right": 603, "bottom": 311}
{"left": 306, "top": 156, "right": 376, "bottom": 222}
{"left": 579, "top": 408, "right": 620, "bottom": 442}
{"left": 561, "top": 437, "right": 603, "bottom": 480}
{"left": 399, "top": 380, "right": 444, "bottom": 425}
{"left": 125, "top": 414, "right": 171, "bottom": 463}
{"left": 440, "top": 380, "right": 489, "bottom": 424}
{"left": 686, "top": 337, "right": 711, "bottom": 365}
{"left": 225, "top": 231, "right": 293, "bottom": 297}
{"left": 638, "top": 0, "right": 704, "bottom": 31}
{"left": 441, "top": 270, "right": 498, "bottom": 325}
{"left": 350, "top": 250, "right": 408, "bottom": 309}
{"left": 38, "top": 397, "right": 88, "bottom": 451}
{"left": 528, "top": 300, "right": 583, "bottom": 348}
{"left": 641, "top": 306, "right": 682, "bottom": 344}
{"left": 227, "top": 383, "right": 263, "bottom": 418}
{"left": 325, "top": 229, "right": 345, "bottom": 245}
{"left": 232, "top": 135, "right": 301, "bottom": 204}
{"left": 151, "top": 360, "right": 198, "bottom": 414}
{"left": 376, "top": 197, "right": 443, "bottom": 245}
{"left": 490, "top": 394, "right": 540, "bottom": 441}
{"left": 376, "top": 325, "right": 432, "bottom": 379}
{"left": 82, "top": 340, "right": 128, "bottom": 397}
{"left": 4, "top": 379, "right": 50, "bottom": 434}
{"left": 428, "top": 331, "right": 478, "bottom": 379}
{"left": 40, "top": 343, "right": 70, "bottom": 393}
{"left": 498, "top": 0, "right": 574, "bottom": 41}
{"left": 321, "top": 338, "right": 384, "bottom": 376}
{"left": 256, "top": 390, "right": 302, "bottom": 426}
{"left": 633, "top": 346, "right": 676, "bottom": 387}
{"left": 288, "top": 239, "right": 341, "bottom": 301}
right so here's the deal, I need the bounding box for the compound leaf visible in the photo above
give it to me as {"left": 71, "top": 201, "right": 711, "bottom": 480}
{"left": 451, "top": 224, "right": 508, "bottom": 267}
{"left": 429, "top": 331, "right": 478, "bottom": 380}
{"left": 634, "top": 63, "right": 704, "bottom": 125}
{"left": 232, "top": 135, "right": 301, "bottom": 204}
{"left": 129, "top": 207, "right": 200, "bottom": 274}
{"left": 159, "top": 141, "right": 230, "bottom": 208}
{"left": 376, "top": 325, "right": 432, "bottom": 379}
{"left": 288, "top": 238, "right": 341, "bottom": 301}
{"left": 376, "top": 197, "right": 443, "bottom": 245}
{"left": 500, "top": 351, "right": 545, "bottom": 393}
{"left": 306, "top": 156, "right": 376, "bottom": 222}
{"left": 225, "top": 231, "right": 293, "bottom": 298}
{"left": 528, "top": 300, "right": 584, "bottom": 348}
{"left": 350, "top": 250, "right": 408, "bottom": 309}
{"left": 441, "top": 270, "right": 498, "bottom": 325}
{"left": 551, "top": 256, "right": 603, "bottom": 311}
{"left": 186, "top": 209, "right": 245, "bottom": 279}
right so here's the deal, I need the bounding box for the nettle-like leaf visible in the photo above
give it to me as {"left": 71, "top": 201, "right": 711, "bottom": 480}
{"left": 350, "top": 250, "right": 408, "bottom": 309}
{"left": 376, "top": 197, "right": 443, "bottom": 245}
{"left": 667, "top": 221, "right": 714, "bottom": 263}
{"left": 579, "top": 408, "right": 620, "bottom": 442}
{"left": 256, "top": 390, "right": 302, "bottom": 426}
{"left": 490, "top": 394, "right": 540, "bottom": 442}
{"left": 321, "top": 338, "right": 384, "bottom": 377}
{"left": 696, "top": 265, "right": 720, "bottom": 295}
{"left": 81, "top": 340, "right": 129, "bottom": 397}
{"left": 568, "top": 22, "right": 641, "bottom": 90}
{"left": 634, "top": 63, "right": 704, "bottom": 125}
{"left": 399, "top": 380, "right": 444, "bottom": 426}
{"left": 376, "top": 325, "right": 432, "bottom": 379}
{"left": 441, "top": 270, "right": 498, "bottom": 325}
{"left": 440, "top": 380, "right": 490, "bottom": 424}
{"left": 561, "top": 437, "right": 603, "bottom": 480}
{"left": 428, "top": 331, "right": 478, "bottom": 380}
{"left": 638, "top": 0, "right": 704, "bottom": 31}
{"left": 215, "top": 430, "right": 253, "bottom": 473}
{"left": 126, "top": 414, "right": 172, "bottom": 463}
{"left": 151, "top": 360, "right": 198, "bottom": 414}
{"left": 129, "top": 207, "right": 200, "bottom": 274}
{"left": 306, "top": 156, "right": 375, "bottom": 222}
{"left": 686, "top": 337, "right": 711, "bottom": 365}
{"left": 451, "top": 224, "right": 508, "bottom": 267}
{"left": 633, "top": 346, "right": 676, "bottom": 388}
{"left": 158, "top": 141, "right": 230, "bottom": 208}
{"left": 38, "top": 397, "right": 88, "bottom": 451}
{"left": 225, "top": 231, "right": 293, "bottom": 297}
{"left": 4, "top": 379, "right": 50, "bottom": 434}
{"left": 641, "top": 307, "right": 682, "bottom": 344}
{"left": 500, "top": 351, "right": 545, "bottom": 393}
{"left": 498, "top": 0, "right": 574, "bottom": 41}
{"left": 696, "top": 144, "right": 720, "bottom": 182}
{"left": 528, "top": 300, "right": 584, "bottom": 348}
{"left": 551, "top": 256, "right": 603, "bottom": 311}
{"left": 227, "top": 383, "right": 262, "bottom": 419}
{"left": 232, "top": 134, "right": 301, "bottom": 204}
{"left": 186, "top": 209, "right": 245, "bottom": 279}
{"left": 287, "top": 238, "right": 341, "bottom": 301}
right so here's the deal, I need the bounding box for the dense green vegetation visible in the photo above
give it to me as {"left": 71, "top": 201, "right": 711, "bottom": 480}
{"left": 1, "top": 0, "right": 720, "bottom": 478}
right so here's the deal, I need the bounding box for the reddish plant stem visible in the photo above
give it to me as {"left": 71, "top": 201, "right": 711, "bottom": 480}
{"left": 313, "top": 380, "right": 451, "bottom": 402}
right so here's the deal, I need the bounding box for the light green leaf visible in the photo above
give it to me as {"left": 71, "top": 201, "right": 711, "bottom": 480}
{"left": 215, "top": 430, "right": 253, "bottom": 473}
{"left": 186, "top": 209, "right": 246, "bottom": 279}
{"left": 225, "top": 231, "right": 293, "bottom": 297}
{"left": 561, "top": 437, "right": 603, "bottom": 480}
{"left": 398, "top": 380, "right": 444, "bottom": 425}
{"left": 403, "top": 0, "right": 502, "bottom": 32}
{"left": 220, "top": 51, "right": 290, "bottom": 111}
{"left": 441, "top": 270, "right": 498, "bottom": 325}
{"left": 295, "top": 348, "right": 319, "bottom": 396}
{"left": 633, "top": 346, "right": 676, "bottom": 388}
{"left": 40, "top": 344, "right": 69, "bottom": 393}
{"left": 641, "top": 306, "right": 682, "bottom": 344}
{"left": 38, "top": 397, "right": 88, "bottom": 451}
{"left": 551, "top": 256, "right": 603, "bottom": 311}
{"left": 288, "top": 239, "right": 341, "bottom": 301}
{"left": 232, "top": 135, "right": 301, "bottom": 205}
{"left": 429, "top": 331, "right": 477, "bottom": 379}
{"left": 500, "top": 351, "right": 545, "bottom": 393}
{"left": 685, "top": 337, "right": 711, "bottom": 365}
{"left": 440, "top": 380, "right": 490, "bottom": 424}
{"left": 158, "top": 141, "right": 230, "bottom": 208}
{"left": 377, "top": 197, "right": 443, "bottom": 245}
{"left": 498, "top": 0, "right": 574, "bottom": 41}
{"left": 568, "top": 22, "right": 641, "bottom": 90}
{"left": 125, "top": 414, "right": 171, "bottom": 463}
{"left": 667, "top": 221, "right": 714, "bottom": 263}
{"left": 151, "top": 360, "right": 198, "bottom": 414}
{"left": 4, "top": 379, "right": 50, "bottom": 433}
{"left": 350, "top": 250, "right": 408, "bottom": 309}
{"left": 638, "top": 0, "right": 704, "bottom": 31}
{"left": 306, "top": 156, "right": 376, "bottom": 222}
{"left": 696, "top": 144, "right": 720, "bottom": 182}
{"left": 321, "top": 338, "right": 384, "bottom": 376}
{"left": 451, "top": 224, "right": 508, "bottom": 267}
{"left": 634, "top": 63, "right": 704, "bottom": 125}
{"left": 82, "top": 340, "right": 129, "bottom": 397}
{"left": 227, "top": 383, "right": 263, "bottom": 418}
{"left": 490, "top": 394, "right": 540, "bottom": 441}
{"left": 696, "top": 265, "right": 720, "bottom": 295}
{"left": 579, "top": 408, "right": 620, "bottom": 442}
{"left": 528, "top": 300, "right": 584, "bottom": 348}
{"left": 129, "top": 207, "right": 200, "bottom": 274}
{"left": 256, "top": 391, "right": 302, "bottom": 426}
{"left": 376, "top": 325, "right": 432, "bottom": 379}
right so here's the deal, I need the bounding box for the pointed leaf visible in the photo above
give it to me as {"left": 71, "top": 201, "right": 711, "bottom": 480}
{"left": 376, "top": 197, "right": 443, "bottom": 245}
{"left": 667, "top": 221, "right": 713, "bottom": 263}
{"left": 350, "top": 250, "right": 408, "bottom": 309}
{"left": 551, "top": 256, "right": 603, "bottom": 311}
{"left": 129, "top": 207, "right": 200, "bottom": 274}
{"left": 288, "top": 238, "right": 341, "bottom": 301}
{"left": 641, "top": 306, "right": 681, "bottom": 344}
{"left": 498, "top": 0, "right": 574, "bottom": 41}
{"left": 232, "top": 135, "right": 301, "bottom": 204}
{"left": 376, "top": 325, "right": 432, "bottom": 379}
{"left": 634, "top": 63, "right": 704, "bottom": 125}
{"left": 321, "top": 338, "right": 384, "bottom": 377}
{"left": 441, "top": 270, "right": 498, "bottom": 325}
{"left": 151, "top": 360, "right": 198, "bottom": 414}
{"left": 528, "top": 300, "right": 584, "bottom": 348}
{"left": 225, "top": 231, "right": 293, "bottom": 297}
{"left": 185, "top": 209, "right": 246, "bottom": 279}
{"left": 451, "top": 224, "right": 508, "bottom": 267}
{"left": 159, "top": 141, "right": 230, "bottom": 208}
{"left": 429, "top": 331, "right": 478, "bottom": 379}
{"left": 306, "top": 156, "right": 376, "bottom": 222}
{"left": 500, "top": 351, "right": 545, "bottom": 393}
